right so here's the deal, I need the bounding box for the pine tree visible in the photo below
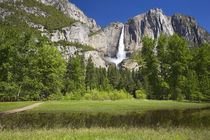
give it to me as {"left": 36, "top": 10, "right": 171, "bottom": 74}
{"left": 192, "top": 44, "right": 210, "bottom": 100}
{"left": 108, "top": 66, "right": 121, "bottom": 89}
{"left": 64, "top": 56, "right": 85, "bottom": 95}
{"left": 85, "top": 57, "right": 96, "bottom": 90}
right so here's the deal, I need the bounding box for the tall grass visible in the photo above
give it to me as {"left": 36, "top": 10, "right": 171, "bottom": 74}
{"left": 0, "top": 127, "right": 209, "bottom": 140}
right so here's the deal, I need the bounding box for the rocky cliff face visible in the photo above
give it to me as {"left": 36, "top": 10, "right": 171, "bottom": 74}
{"left": 36, "top": 0, "right": 100, "bottom": 32}
{"left": 0, "top": 0, "right": 107, "bottom": 67}
{"left": 124, "top": 8, "right": 209, "bottom": 52}
{"left": 171, "top": 13, "right": 209, "bottom": 45}
{"left": 57, "top": 45, "right": 107, "bottom": 68}
{"left": 51, "top": 22, "right": 90, "bottom": 44}
{"left": 89, "top": 22, "right": 124, "bottom": 57}
{"left": 124, "top": 8, "right": 174, "bottom": 51}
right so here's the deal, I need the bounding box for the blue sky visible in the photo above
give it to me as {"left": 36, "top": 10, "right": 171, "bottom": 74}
{"left": 69, "top": 0, "right": 210, "bottom": 33}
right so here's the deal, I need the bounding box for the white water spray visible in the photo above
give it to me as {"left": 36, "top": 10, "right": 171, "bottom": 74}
{"left": 105, "top": 26, "right": 126, "bottom": 67}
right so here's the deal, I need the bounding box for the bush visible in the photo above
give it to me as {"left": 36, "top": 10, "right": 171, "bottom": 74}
{"left": 83, "top": 89, "right": 133, "bottom": 100}
{"left": 177, "top": 94, "right": 185, "bottom": 101}
{"left": 54, "top": 40, "right": 95, "bottom": 52}
{"left": 84, "top": 93, "right": 92, "bottom": 100}
{"left": 48, "top": 92, "right": 64, "bottom": 100}
{"left": 65, "top": 92, "right": 82, "bottom": 100}
{"left": 136, "top": 90, "right": 147, "bottom": 99}
{"left": 190, "top": 91, "right": 204, "bottom": 101}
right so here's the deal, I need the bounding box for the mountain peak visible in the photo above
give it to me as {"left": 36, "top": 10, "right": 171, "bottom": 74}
{"left": 124, "top": 8, "right": 209, "bottom": 51}
{"left": 147, "top": 8, "right": 163, "bottom": 14}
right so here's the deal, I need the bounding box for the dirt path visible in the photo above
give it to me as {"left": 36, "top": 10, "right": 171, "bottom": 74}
{"left": 0, "top": 102, "right": 43, "bottom": 115}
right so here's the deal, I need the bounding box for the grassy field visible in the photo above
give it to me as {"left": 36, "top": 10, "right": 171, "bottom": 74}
{"left": 0, "top": 101, "right": 37, "bottom": 112}
{"left": 0, "top": 127, "right": 209, "bottom": 140}
{"left": 29, "top": 100, "right": 210, "bottom": 114}
{"left": 1, "top": 100, "right": 210, "bottom": 139}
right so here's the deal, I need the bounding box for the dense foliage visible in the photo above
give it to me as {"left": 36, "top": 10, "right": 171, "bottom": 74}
{"left": 0, "top": 27, "right": 66, "bottom": 101}
{"left": 139, "top": 34, "right": 210, "bottom": 101}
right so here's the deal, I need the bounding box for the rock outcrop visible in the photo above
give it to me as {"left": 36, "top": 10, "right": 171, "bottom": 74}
{"left": 83, "top": 51, "right": 107, "bottom": 68}
{"left": 124, "top": 8, "right": 174, "bottom": 51}
{"left": 124, "top": 8, "right": 209, "bottom": 52}
{"left": 121, "top": 59, "right": 140, "bottom": 71}
{"left": 63, "top": 22, "right": 90, "bottom": 44}
{"left": 57, "top": 45, "right": 107, "bottom": 68}
{"left": 171, "top": 13, "right": 209, "bottom": 45}
{"left": 51, "top": 22, "right": 90, "bottom": 44}
{"left": 0, "top": 7, "right": 14, "bottom": 20}
{"left": 89, "top": 22, "right": 124, "bottom": 57}
{"left": 36, "top": 0, "right": 100, "bottom": 32}
{"left": 57, "top": 45, "right": 83, "bottom": 60}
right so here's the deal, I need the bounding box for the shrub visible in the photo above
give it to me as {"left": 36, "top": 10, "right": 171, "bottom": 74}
{"left": 48, "top": 92, "right": 64, "bottom": 100}
{"left": 83, "top": 89, "right": 133, "bottom": 100}
{"left": 190, "top": 91, "right": 204, "bottom": 102}
{"left": 54, "top": 40, "right": 95, "bottom": 52}
{"left": 84, "top": 93, "right": 92, "bottom": 100}
{"left": 136, "top": 90, "right": 147, "bottom": 99}
{"left": 177, "top": 94, "right": 185, "bottom": 101}
{"left": 63, "top": 93, "right": 72, "bottom": 100}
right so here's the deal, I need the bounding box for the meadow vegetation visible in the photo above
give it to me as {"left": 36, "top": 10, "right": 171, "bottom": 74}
{"left": 0, "top": 101, "right": 36, "bottom": 112}
{"left": 0, "top": 127, "right": 209, "bottom": 140}
{"left": 29, "top": 100, "right": 210, "bottom": 114}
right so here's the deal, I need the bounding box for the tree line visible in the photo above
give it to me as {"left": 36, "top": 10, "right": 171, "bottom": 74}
{"left": 0, "top": 27, "right": 209, "bottom": 101}
{"left": 139, "top": 34, "right": 209, "bottom": 101}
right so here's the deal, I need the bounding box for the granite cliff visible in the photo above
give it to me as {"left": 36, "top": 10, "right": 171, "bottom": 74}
{"left": 124, "top": 8, "right": 209, "bottom": 52}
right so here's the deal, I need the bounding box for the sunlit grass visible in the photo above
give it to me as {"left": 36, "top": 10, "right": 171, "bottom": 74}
{"left": 30, "top": 100, "right": 210, "bottom": 114}
{"left": 0, "top": 101, "right": 37, "bottom": 112}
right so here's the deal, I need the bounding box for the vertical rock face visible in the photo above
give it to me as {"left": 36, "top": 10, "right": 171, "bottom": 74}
{"left": 171, "top": 13, "right": 209, "bottom": 45}
{"left": 36, "top": 0, "right": 100, "bottom": 32}
{"left": 83, "top": 51, "right": 107, "bottom": 68}
{"left": 88, "top": 22, "right": 124, "bottom": 57}
{"left": 124, "top": 8, "right": 174, "bottom": 51}
{"left": 62, "top": 22, "right": 90, "bottom": 44}
{"left": 124, "top": 8, "right": 209, "bottom": 52}
{"left": 50, "top": 22, "right": 90, "bottom": 44}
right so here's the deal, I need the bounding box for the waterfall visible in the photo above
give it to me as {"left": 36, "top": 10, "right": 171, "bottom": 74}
{"left": 105, "top": 26, "right": 126, "bottom": 67}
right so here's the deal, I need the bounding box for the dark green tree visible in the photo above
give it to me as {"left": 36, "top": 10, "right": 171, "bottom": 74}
{"left": 108, "top": 66, "right": 121, "bottom": 89}
{"left": 167, "top": 34, "right": 191, "bottom": 100}
{"left": 64, "top": 56, "right": 85, "bottom": 95}
{"left": 0, "top": 27, "right": 66, "bottom": 101}
{"left": 157, "top": 34, "right": 170, "bottom": 99}
{"left": 85, "top": 57, "right": 96, "bottom": 90}
{"left": 142, "top": 36, "right": 163, "bottom": 99}
{"left": 192, "top": 44, "right": 210, "bottom": 100}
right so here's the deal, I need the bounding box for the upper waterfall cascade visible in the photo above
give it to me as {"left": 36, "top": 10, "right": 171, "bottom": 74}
{"left": 105, "top": 26, "right": 127, "bottom": 67}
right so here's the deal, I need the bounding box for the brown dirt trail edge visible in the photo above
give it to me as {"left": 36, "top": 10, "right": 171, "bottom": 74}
{"left": 0, "top": 102, "right": 43, "bottom": 115}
